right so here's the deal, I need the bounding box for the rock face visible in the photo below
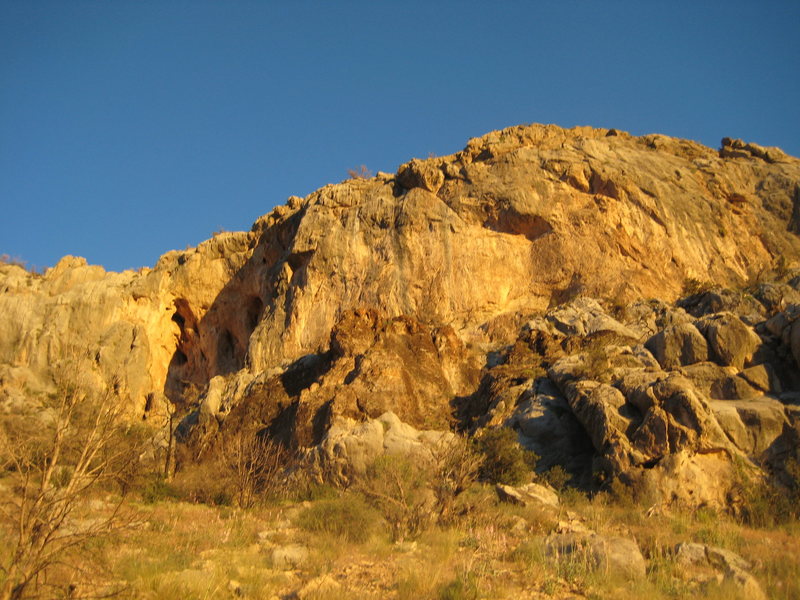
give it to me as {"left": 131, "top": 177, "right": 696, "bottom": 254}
{"left": 2, "top": 123, "right": 800, "bottom": 506}
{"left": 307, "top": 411, "right": 454, "bottom": 485}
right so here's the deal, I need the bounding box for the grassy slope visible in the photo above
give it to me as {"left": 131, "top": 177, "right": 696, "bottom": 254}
{"left": 61, "top": 486, "right": 798, "bottom": 600}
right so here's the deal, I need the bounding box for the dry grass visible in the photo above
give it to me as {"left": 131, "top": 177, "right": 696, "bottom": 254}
{"left": 2, "top": 466, "right": 796, "bottom": 599}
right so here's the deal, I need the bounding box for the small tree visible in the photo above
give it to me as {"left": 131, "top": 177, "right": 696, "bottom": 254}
{"left": 0, "top": 371, "right": 136, "bottom": 600}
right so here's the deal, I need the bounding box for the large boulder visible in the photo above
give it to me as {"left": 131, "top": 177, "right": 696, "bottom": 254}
{"left": 546, "top": 297, "right": 640, "bottom": 340}
{"left": 710, "top": 398, "right": 789, "bottom": 455}
{"left": 699, "top": 312, "right": 762, "bottom": 369}
{"left": 545, "top": 533, "right": 646, "bottom": 580}
{"left": 510, "top": 378, "right": 594, "bottom": 478}
{"left": 674, "top": 542, "right": 766, "bottom": 600}
{"left": 310, "top": 411, "right": 452, "bottom": 485}
{"left": 645, "top": 322, "right": 708, "bottom": 369}
{"left": 396, "top": 158, "right": 445, "bottom": 193}
{"left": 496, "top": 482, "right": 559, "bottom": 508}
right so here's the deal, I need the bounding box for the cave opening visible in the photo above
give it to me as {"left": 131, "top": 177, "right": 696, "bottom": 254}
{"left": 245, "top": 295, "right": 264, "bottom": 333}
{"left": 173, "top": 349, "right": 188, "bottom": 366}
{"left": 171, "top": 311, "right": 185, "bottom": 328}
{"left": 217, "top": 329, "right": 238, "bottom": 375}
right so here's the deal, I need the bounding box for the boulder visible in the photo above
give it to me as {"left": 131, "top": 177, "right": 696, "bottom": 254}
{"left": 645, "top": 322, "right": 708, "bottom": 369}
{"left": 674, "top": 542, "right": 766, "bottom": 600}
{"left": 637, "top": 450, "right": 737, "bottom": 509}
{"left": 546, "top": 297, "right": 639, "bottom": 340}
{"left": 709, "top": 375, "right": 761, "bottom": 400}
{"left": 674, "top": 542, "right": 751, "bottom": 571}
{"left": 510, "top": 379, "right": 593, "bottom": 476}
{"left": 311, "top": 411, "right": 452, "bottom": 484}
{"left": 271, "top": 544, "right": 309, "bottom": 570}
{"left": 700, "top": 312, "right": 761, "bottom": 369}
{"left": 710, "top": 398, "right": 789, "bottom": 455}
{"left": 753, "top": 282, "right": 800, "bottom": 314}
{"left": 679, "top": 288, "right": 765, "bottom": 323}
{"left": 545, "top": 533, "right": 646, "bottom": 580}
{"left": 396, "top": 158, "right": 445, "bottom": 193}
{"left": 496, "top": 482, "right": 559, "bottom": 508}
{"left": 679, "top": 362, "right": 738, "bottom": 399}
{"left": 723, "top": 567, "right": 767, "bottom": 600}
{"left": 738, "top": 363, "right": 782, "bottom": 394}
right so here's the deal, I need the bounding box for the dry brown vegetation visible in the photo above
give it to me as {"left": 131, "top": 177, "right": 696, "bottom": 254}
{"left": 0, "top": 371, "right": 140, "bottom": 599}
{"left": 2, "top": 411, "right": 798, "bottom": 599}
{"left": 1, "top": 373, "right": 799, "bottom": 598}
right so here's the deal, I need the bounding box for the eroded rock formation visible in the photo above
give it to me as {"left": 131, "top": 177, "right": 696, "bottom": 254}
{"left": 2, "top": 123, "right": 800, "bottom": 506}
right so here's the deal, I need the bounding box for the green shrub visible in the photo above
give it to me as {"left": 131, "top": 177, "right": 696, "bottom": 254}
{"left": 438, "top": 571, "right": 479, "bottom": 600}
{"left": 541, "top": 465, "right": 570, "bottom": 491}
{"left": 573, "top": 344, "right": 611, "bottom": 383}
{"left": 296, "top": 493, "right": 380, "bottom": 543}
{"left": 473, "top": 427, "right": 537, "bottom": 486}
{"left": 730, "top": 456, "right": 800, "bottom": 528}
{"left": 141, "top": 476, "right": 181, "bottom": 504}
{"left": 681, "top": 277, "right": 713, "bottom": 297}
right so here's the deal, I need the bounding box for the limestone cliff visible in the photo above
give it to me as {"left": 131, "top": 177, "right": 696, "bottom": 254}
{"left": 2, "top": 123, "right": 800, "bottom": 503}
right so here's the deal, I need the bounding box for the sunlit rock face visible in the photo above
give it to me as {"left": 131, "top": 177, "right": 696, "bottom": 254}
{"left": 2, "top": 123, "right": 800, "bottom": 507}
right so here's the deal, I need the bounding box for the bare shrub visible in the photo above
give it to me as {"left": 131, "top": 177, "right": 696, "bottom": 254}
{"left": 347, "top": 165, "right": 372, "bottom": 179}
{"left": 218, "top": 430, "right": 291, "bottom": 509}
{"left": 169, "top": 460, "right": 232, "bottom": 506}
{"left": 0, "top": 372, "right": 137, "bottom": 600}
{"left": 358, "top": 454, "right": 435, "bottom": 542}
{"left": 429, "top": 436, "right": 481, "bottom": 524}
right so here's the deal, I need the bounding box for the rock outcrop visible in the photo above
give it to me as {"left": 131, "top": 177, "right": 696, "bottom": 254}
{"left": 2, "top": 123, "right": 800, "bottom": 507}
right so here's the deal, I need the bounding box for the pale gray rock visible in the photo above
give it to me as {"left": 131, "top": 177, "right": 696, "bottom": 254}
{"left": 546, "top": 533, "right": 646, "bottom": 580}
{"left": 495, "top": 482, "right": 559, "bottom": 507}
{"left": 546, "top": 297, "right": 639, "bottom": 340}
{"left": 311, "top": 411, "right": 452, "bottom": 484}
{"left": 271, "top": 544, "right": 309, "bottom": 570}
{"left": 645, "top": 322, "right": 708, "bottom": 369}
{"left": 710, "top": 398, "right": 789, "bottom": 455}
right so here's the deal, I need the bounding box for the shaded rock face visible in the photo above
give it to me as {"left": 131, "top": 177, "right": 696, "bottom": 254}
{"left": 490, "top": 295, "right": 800, "bottom": 508}
{"left": 181, "top": 308, "right": 481, "bottom": 453}
{"left": 2, "top": 123, "right": 800, "bottom": 507}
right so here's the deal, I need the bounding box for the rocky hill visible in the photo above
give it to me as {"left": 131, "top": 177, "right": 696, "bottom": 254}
{"left": 2, "top": 123, "right": 800, "bottom": 508}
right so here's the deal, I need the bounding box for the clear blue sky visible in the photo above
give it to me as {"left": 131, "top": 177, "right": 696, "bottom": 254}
{"left": 2, "top": 1, "right": 799, "bottom": 272}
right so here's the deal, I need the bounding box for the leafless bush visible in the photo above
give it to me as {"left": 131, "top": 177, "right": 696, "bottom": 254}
{"left": 358, "top": 454, "right": 435, "bottom": 542}
{"left": 347, "top": 165, "right": 372, "bottom": 179}
{"left": 0, "top": 371, "right": 138, "bottom": 600}
{"left": 429, "top": 436, "right": 481, "bottom": 523}
{"left": 218, "top": 430, "right": 290, "bottom": 509}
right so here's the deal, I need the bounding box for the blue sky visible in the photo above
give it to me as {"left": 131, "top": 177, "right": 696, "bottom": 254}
{"left": 2, "top": 1, "right": 799, "bottom": 272}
